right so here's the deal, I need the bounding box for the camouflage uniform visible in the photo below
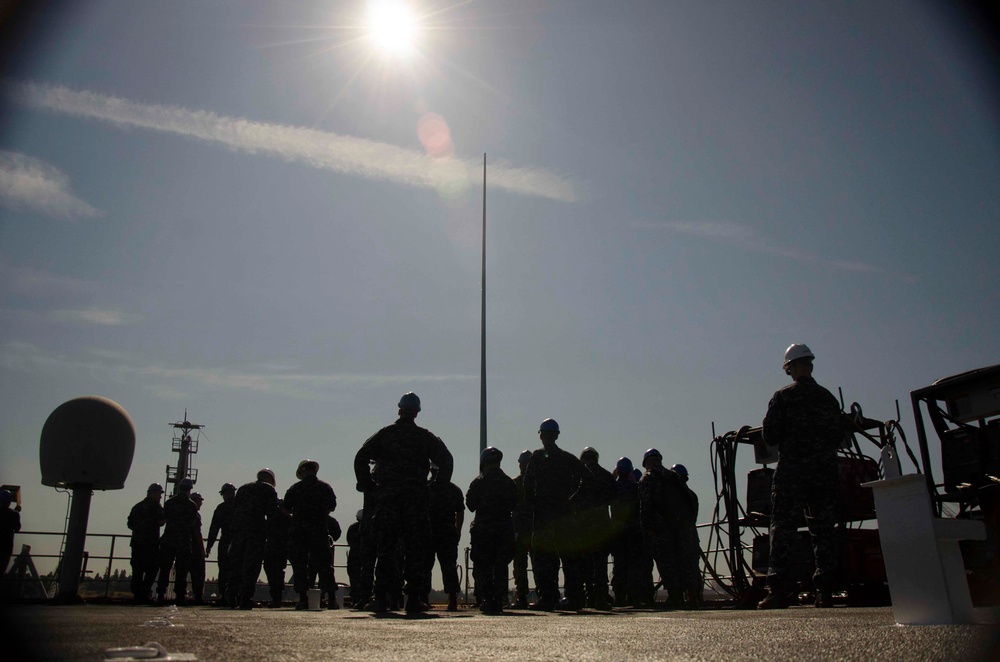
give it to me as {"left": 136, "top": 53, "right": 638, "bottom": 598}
{"left": 283, "top": 476, "right": 337, "bottom": 599}
{"left": 638, "top": 466, "right": 693, "bottom": 605}
{"left": 426, "top": 480, "right": 464, "bottom": 597}
{"left": 226, "top": 479, "right": 278, "bottom": 606}
{"left": 577, "top": 458, "right": 616, "bottom": 608}
{"left": 610, "top": 475, "right": 645, "bottom": 606}
{"left": 354, "top": 418, "right": 453, "bottom": 602}
{"left": 156, "top": 492, "right": 198, "bottom": 601}
{"left": 467, "top": 467, "right": 517, "bottom": 609}
{"left": 262, "top": 504, "right": 291, "bottom": 604}
{"left": 511, "top": 472, "right": 533, "bottom": 603}
{"left": 523, "top": 445, "right": 588, "bottom": 607}
{"left": 127, "top": 496, "right": 163, "bottom": 601}
{"left": 762, "top": 375, "right": 843, "bottom": 593}
{"left": 206, "top": 498, "right": 235, "bottom": 603}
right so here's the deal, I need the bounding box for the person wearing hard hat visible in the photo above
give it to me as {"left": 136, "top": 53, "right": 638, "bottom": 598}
{"left": 466, "top": 446, "right": 518, "bottom": 613}
{"left": 127, "top": 483, "right": 165, "bottom": 605}
{"left": 283, "top": 459, "right": 337, "bottom": 610}
{"left": 670, "top": 464, "right": 703, "bottom": 609}
{"left": 758, "top": 343, "right": 843, "bottom": 610}
{"left": 353, "top": 392, "right": 454, "bottom": 614}
{"left": 577, "top": 447, "right": 616, "bottom": 611}
{"left": 156, "top": 478, "right": 199, "bottom": 606}
{"left": 205, "top": 483, "right": 236, "bottom": 606}
{"left": 509, "top": 449, "right": 534, "bottom": 609}
{"left": 522, "top": 418, "right": 589, "bottom": 612}
{"left": 425, "top": 463, "right": 465, "bottom": 611}
{"left": 227, "top": 468, "right": 279, "bottom": 610}
{"left": 188, "top": 492, "right": 208, "bottom": 605}
{"left": 610, "top": 458, "right": 645, "bottom": 607}
{"left": 638, "top": 449, "right": 692, "bottom": 609}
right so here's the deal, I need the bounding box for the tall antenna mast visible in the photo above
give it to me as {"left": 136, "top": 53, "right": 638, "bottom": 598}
{"left": 480, "top": 153, "right": 487, "bottom": 453}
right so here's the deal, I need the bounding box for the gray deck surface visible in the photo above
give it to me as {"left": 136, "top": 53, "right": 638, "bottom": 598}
{"left": 4, "top": 603, "right": 999, "bottom": 661}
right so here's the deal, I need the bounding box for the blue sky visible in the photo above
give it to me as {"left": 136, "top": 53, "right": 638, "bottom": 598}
{"left": 1, "top": 1, "right": 997, "bottom": 579}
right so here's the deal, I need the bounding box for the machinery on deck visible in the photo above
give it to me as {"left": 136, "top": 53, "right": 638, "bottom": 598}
{"left": 701, "top": 396, "right": 918, "bottom": 607}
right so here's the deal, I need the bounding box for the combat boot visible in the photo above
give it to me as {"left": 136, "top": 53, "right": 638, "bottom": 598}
{"left": 295, "top": 592, "right": 309, "bottom": 610}
{"left": 757, "top": 588, "right": 788, "bottom": 610}
{"left": 815, "top": 590, "right": 834, "bottom": 608}
{"left": 327, "top": 592, "right": 340, "bottom": 609}
{"left": 405, "top": 594, "right": 428, "bottom": 614}
{"left": 155, "top": 594, "right": 166, "bottom": 607}
{"left": 529, "top": 596, "right": 555, "bottom": 612}
{"left": 509, "top": 593, "right": 528, "bottom": 610}
{"left": 447, "top": 592, "right": 458, "bottom": 612}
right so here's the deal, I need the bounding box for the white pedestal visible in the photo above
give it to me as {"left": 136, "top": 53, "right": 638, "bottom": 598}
{"left": 864, "top": 474, "right": 990, "bottom": 625}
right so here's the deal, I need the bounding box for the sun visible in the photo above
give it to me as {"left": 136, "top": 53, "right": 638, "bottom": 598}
{"left": 365, "top": 0, "right": 419, "bottom": 58}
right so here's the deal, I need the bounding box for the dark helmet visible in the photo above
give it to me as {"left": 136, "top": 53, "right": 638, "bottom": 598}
{"left": 517, "top": 449, "right": 532, "bottom": 466}
{"left": 0, "top": 490, "right": 12, "bottom": 505}
{"left": 147, "top": 482, "right": 164, "bottom": 495}
{"left": 580, "top": 447, "right": 599, "bottom": 462}
{"left": 178, "top": 478, "right": 194, "bottom": 491}
{"left": 257, "top": 468, "right": 276, "bottom": 485}
{"left": 631, "top": 468, "right": 643, "bottom": 482}
{"left": 539, "top": 418, "right": 560, "bottom": 434}
{"left": 296, "top": 459, "right": 319, "bottom": 479}
{"left": 220, "top": 483, "right": 236, "bottom": 494}
{"left": 671, "top": 463, "right": 688, "bottom": 477}
{"left": 615, "top": 457, "right": 633, "bottom": 475}
{"left": 642, "top": 448, "right": 662, "bottom": 468}
{"left": 190, "top": 492, "right": 204, "bottom": 503}
{"left": 480, "top": 446, "right": 503, "bottom": 466}
{"left": 398, "top": 392, "right": 421, "bottom": 412}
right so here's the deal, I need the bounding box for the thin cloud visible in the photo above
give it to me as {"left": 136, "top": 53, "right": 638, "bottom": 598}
{"left": 48, "top": 308, "right": 143, "bottom": 326}
{"left": 0, "top": 150, "right": 102, "bottom": 220}
{"left": 0, "top": 341, "right": 475, "bottom": 400}
{"left": 4, "top": 80, "right": 577, "bottom": 203}
{"left": 648, "top": 220, "right": 879, "bottom": 273}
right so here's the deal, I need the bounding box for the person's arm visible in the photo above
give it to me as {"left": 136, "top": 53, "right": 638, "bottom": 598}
{"left": 355, "top": 436, "right": 378, "bottom": 492}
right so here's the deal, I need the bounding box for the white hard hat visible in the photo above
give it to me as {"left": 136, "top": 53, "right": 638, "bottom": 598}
{"left": 783, "top": 343, "right": 815, "bottom": 369}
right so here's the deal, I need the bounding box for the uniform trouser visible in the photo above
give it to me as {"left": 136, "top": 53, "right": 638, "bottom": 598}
{"left": 646, "top": 529, "right": 685, "bottom": 599}
{"left": 263, "top": 552, "right": 287, "bottom": 602}
{"left": 373, "top": 492, "right": 430, "bottom": 597}
{"left": 215, "top": 544, "right": 231, "bottom": 602}
{"left": 531, "top": 511, "right": 583, "bottom": 604}
{"left": 130, "top": 545, "right": 159, "bottom": 599}
{"left": 189, "top": 552, "right": 206, "bottom": 600}
{"left": 227, "top": 531, "right": 266, "bottom": 603}
{"left": 471, "top": 525, "right": 514, "bottom": 605}
{"left": 349, "top": 517, "right": 376, "bottom": 604}
{"left": 512, "top": 529, "right": 531, "bottom": 599}
{"left": 427, "top": 532, "right": 461, "bottom": 595}
{"left": 156, "top": 539, "right": 191, "bottom": 598}
{"left": 289, "top": 529, "right": 334, "bottom": 595}
{"left": 611, "top": 530, "right": 645, "bottom": 604}
{"left": 767, "top": 462, "right": 837, "bottom": 592}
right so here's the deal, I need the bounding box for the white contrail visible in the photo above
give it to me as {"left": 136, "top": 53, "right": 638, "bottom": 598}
{"left": 647, "top": 220, "right": 879, "bottom": 273}
{"left": 4, "top": 80, "right": 577, "bottom": 203}
{"left": 0, "top": 149, "right": 102, "bottom": 220}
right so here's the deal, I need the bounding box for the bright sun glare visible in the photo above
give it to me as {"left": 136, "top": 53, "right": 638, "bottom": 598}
{"left": 366, "top": 0, "right": 418, "bottom": 57}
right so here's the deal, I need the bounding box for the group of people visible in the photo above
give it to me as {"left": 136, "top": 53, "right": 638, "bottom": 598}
{"left": 347, "top": 392, "right": 702, "bottom": 613}
{"left": 128, "top": 461, "right": 340, "bottom": 610}
{"left": 125, "top": 341, "right": 843, "bottom": 613}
